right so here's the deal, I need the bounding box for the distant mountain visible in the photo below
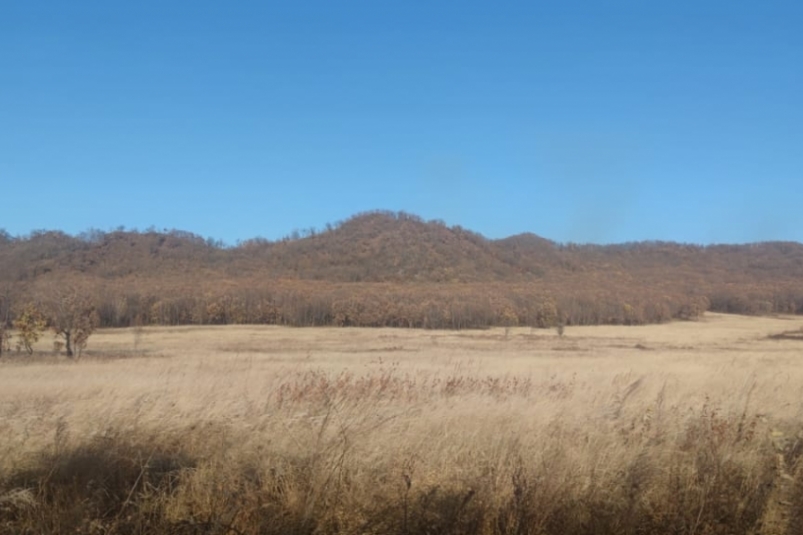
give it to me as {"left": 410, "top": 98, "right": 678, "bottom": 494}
{"left": 2, "top": 210, "right": 802, "bottom": 328}
{"left": 3, "top": 210, "right": 803, "bottom": 286}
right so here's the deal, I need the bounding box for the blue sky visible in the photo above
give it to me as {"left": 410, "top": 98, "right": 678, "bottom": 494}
{"left": 2, "top": 1, "right": 801, "bottom": 245}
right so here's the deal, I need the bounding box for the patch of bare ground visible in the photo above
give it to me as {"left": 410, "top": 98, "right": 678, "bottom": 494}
{"left": 2, "top": 313, "right": 803, "bottom": 534}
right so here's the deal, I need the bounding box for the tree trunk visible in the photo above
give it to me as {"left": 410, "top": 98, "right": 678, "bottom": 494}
{"left": 64, "top": 330, "right": 73, "bottom": 357}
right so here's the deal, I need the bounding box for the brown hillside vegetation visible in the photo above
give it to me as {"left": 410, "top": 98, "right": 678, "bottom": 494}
{"left": 1, "top": 211, "right": 803, "bottom": 329}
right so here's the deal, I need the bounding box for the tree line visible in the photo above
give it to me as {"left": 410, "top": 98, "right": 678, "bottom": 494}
{"left": 3, "top": 275, "right": 803, "bottom": 358}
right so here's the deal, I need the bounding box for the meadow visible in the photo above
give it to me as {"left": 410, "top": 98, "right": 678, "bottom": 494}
{"left": 2, "top": 313, "right": 803, "bottom": 534}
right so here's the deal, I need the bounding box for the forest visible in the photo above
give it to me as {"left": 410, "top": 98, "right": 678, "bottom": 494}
{"left": 1, "top": 210, "right": 802, "bottom": 340}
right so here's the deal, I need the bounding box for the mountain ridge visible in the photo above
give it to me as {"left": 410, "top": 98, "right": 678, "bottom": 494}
{"left": 2, "top": 210, "right": 802, "bottom": 329}
{"left": 3, "top": 209, "right": 803, "bottom": 284}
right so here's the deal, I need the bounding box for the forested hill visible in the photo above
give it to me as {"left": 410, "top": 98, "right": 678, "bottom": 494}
{"left": 2, "top": 211, "right": 803, "bottom": 328}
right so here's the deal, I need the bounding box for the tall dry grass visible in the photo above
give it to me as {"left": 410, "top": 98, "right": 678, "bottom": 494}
{"left": 2, "top": 313, "right": 803, "bottom": 534}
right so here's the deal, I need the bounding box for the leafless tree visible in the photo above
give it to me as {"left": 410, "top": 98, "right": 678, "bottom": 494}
{"left": 0, "top": 285, "right": 12, "bottom": 356}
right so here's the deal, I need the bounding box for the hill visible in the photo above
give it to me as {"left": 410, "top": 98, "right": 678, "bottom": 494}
{"left": 1, "top": 210, "right": 802, "bottom": 329}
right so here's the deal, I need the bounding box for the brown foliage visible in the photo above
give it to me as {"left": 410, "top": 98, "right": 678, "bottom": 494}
{"left": 11, "top": 303, "right": 45, "bottom": 355}
{"left": 1, "top": 211, "right": 802, "bottom": 329}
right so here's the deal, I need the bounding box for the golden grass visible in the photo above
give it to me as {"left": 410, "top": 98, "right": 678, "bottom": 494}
{"left": 2, "top": 313, "right": 803, "bottom": 534}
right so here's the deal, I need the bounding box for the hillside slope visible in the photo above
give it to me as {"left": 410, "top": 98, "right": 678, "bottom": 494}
{"left": 2, "top": 211, "right": 802, "bottom": 328}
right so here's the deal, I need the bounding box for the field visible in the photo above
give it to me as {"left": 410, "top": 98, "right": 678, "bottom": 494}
{"left": 2, "top": 313, "right": 803, "bottom": 534}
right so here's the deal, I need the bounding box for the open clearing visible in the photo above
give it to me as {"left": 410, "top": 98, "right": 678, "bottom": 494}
{"left": 2, "top": 313, "right": 803, "bottom": 534}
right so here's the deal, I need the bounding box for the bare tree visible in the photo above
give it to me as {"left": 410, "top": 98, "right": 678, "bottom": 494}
{"left": 0, "top": 286, "right": 12, "bottom": 356}
{"left": 40, "top": 282, "right": 99, "bottom": 358}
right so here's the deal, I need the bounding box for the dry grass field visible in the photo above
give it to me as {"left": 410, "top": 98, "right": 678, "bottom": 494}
{"left": 2, "top": 313, "right": 803, "bottom": 534}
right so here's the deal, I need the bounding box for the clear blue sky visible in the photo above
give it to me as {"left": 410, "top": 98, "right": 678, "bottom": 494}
{"left": 2, "top": 1, "right": 801, "bottom": 245}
